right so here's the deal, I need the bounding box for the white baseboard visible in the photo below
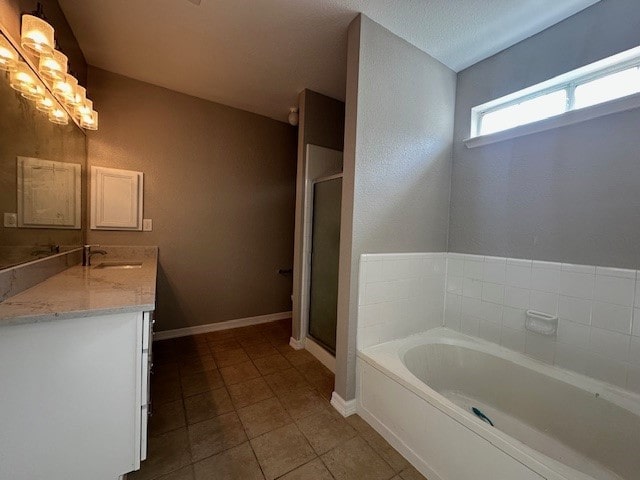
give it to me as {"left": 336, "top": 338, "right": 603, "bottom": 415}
{"left": 289, "top": 337, "right": 304, "bottom": 350}
{"left": 330, "top": 391, "right": 357, "bottom": 417}
{"left": 304, "top": 336, "right": 335, "bottom": 373}
{"left": 153, "top": 311, "right": 292, "bottom": 340}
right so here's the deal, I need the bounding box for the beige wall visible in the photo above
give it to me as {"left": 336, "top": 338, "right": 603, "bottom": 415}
{"left": 292, "top": 89, "right": 345, "bottom": 339}
{"left": 87, "top": 67, "right": 297, "bottom": 332}
{"left": 336, "top": 15, "right": 456, "bottom": 399}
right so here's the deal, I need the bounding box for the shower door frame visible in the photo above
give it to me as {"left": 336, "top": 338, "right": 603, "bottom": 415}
{"left": 305, "top": 172, "right": 343, "bottom": 356}
{"left": 296, "top": 144, "right": 343, "bottom": 373}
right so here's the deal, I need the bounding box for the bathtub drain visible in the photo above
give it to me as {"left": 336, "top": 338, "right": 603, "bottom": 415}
{"left": 472, "top": 407, "right": 494, "bottom": 427}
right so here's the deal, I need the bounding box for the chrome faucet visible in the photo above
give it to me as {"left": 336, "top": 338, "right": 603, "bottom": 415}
{"left": 82, "top": 245, "right": 107, "bottom": 266}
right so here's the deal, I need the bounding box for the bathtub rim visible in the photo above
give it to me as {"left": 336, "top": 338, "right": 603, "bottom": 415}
{"left": 358, "top": 327, "right": 640, "bottom": 480}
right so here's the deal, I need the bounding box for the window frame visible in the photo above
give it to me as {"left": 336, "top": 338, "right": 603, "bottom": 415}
{"left": 465, "top": 45, "right": 640, "bottom": 148}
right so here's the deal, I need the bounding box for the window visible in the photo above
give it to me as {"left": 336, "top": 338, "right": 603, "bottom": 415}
{"left": 574, "top": 67, "right": 640, "bottom": 109}
{"left": 467, "top": 45, "right": 640, "bottom": 145}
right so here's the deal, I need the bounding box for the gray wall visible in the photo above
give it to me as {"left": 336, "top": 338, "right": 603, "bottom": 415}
{"left": 292, "top": 89, "right": 345, "bottom": 340}
{"left": 336, "top": 15, "right": 456, "bottom": 399}
{"left": 87, "top": 67, "right": 297, "bottom": 332}
{"left": 450, "top": 0, "right": 640, "bottom": 269}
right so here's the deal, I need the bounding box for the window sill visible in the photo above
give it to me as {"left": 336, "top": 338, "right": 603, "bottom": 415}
{"left": 463, "top": 92, "right": 640, "bottom": 149}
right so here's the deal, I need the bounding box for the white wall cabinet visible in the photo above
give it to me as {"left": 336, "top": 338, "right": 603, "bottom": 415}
{"left": 17, "top": 156, "right": 81, "bottom": 229}
{"left": 91, "top": 166, "right": 144, "bottom": 230}
{"left": 0, "top": 311, "right": 153, "bottom": 480}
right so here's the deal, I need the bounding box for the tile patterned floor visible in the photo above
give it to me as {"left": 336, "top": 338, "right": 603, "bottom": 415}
{"left": 128, "top": 319, "right": 427, "bottom": 480}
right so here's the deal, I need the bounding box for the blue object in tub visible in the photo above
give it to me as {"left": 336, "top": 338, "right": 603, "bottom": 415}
{"left": 472, "top": 407, "right": 494, "bottom": 427}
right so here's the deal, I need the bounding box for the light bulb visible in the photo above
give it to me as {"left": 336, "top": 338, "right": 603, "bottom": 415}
{"left": 21, "top": 14, "right": 54, "bottom": 56}
{"left": 49, "top": 105, "right": 68, "bottom": 125}
{"left": 53, "top": 73, "right": 77, "bottom": 104}
{"left": 36, "top": 93, "right": 55, "bottom": 112}
{"left": 75, "top": 98, "right": 93, "bottom": 118}
{"left": 0, "top": 35, "right": 18, "bottom": 72}
{"left": 288, "top": 107, "right": 299, "bottom": 126}
{"left": 39, "top": 49, "right": 67, "bottom": 81}
{"left": 71, "top": 85, "right": 86, "bottom": 107}
{"left": 21, "top": 80, "right": 46, "bottom": 101}
{"left": 10, "top": 61, "right": 36, "bottom": 95}
{"left": 81, "top": 110, "right": 98, "bottom": 130}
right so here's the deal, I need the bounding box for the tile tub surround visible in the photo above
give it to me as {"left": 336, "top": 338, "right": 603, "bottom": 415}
{"left": 131, "top": 319, "right": 426, "bottom": 480}
{"left": 358, "top": 253, "right": 446, "bottom": 349}
{"left": 0, "top": 246, "right": 158, "bottom": 325}
{"left": 443, "top": 253, "right": 640, "bottom": 394}
{"left": 356, "top": 252, "right": 640, "bottom": 394}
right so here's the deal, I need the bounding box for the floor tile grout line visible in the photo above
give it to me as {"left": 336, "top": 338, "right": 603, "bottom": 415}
{"left": 316, "top": 452, "right": 339, "bottom": 480}
{"left": 147, "top": 322, "right": 350, "bottom": 479}
{"left": 246, "top": 438, "right": 269, "bottom": 480}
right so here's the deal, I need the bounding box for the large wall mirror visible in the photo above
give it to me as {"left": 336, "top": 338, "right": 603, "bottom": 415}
{"left": 0, "top": 31, "right": 86, "bottom": 269}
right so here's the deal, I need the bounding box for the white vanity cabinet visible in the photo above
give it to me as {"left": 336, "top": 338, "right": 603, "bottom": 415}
{"left": 0, "top": 310, "right": 153, "bottom": 480}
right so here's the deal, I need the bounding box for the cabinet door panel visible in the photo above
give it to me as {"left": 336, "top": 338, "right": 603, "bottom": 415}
{"left": 91, "top": 166, "right": 143, "bottom": 230}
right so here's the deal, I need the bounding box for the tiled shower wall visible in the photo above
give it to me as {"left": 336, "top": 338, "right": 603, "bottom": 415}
{"left": 357, "top": 253, "right": 446, "bottom": 349}
{"left": 444, "top": 254, "right": 640, "bottom": 394}
{"left": 356, "top": 252, "right": 640, "bottom": 394}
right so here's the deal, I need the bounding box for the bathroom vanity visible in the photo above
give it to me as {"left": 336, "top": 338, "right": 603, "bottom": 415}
{"left": 0, "top": 247, "right": 157, "bottom": 480}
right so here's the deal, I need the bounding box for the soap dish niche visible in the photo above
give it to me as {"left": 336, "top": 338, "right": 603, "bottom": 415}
{"left": 525, "top": 310, "right": 558, "bottom": 336}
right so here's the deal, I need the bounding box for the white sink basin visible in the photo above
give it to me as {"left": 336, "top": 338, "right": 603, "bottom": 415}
{"left": 94, "top": 262, "right": 143, "bottom": 269}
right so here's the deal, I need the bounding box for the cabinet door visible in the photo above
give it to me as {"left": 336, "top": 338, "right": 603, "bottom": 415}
{"left": 17, "top": 156, "right": 81, "bottom": 229}
{"left": 91, "top": 166, "right": 143, "bottom": 230}
{"left": 0, "top": 313, "right": 140, "bottom": 479}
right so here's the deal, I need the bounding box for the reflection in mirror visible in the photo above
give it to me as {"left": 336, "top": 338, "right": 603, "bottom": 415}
{"left": 0, "top": 32, "right": 86, "bottom": 270}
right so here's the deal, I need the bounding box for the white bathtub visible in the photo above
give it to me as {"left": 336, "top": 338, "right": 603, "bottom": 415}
{"left": 355, "top": 328, "right": 640, "bottom": 480}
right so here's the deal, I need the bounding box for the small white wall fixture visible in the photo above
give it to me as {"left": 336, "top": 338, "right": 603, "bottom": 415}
{"left": 17, "top": 156, "right": 81, "bottom": 229}
{"left": 91, "top": 166, "right": 143, "bottom": 230}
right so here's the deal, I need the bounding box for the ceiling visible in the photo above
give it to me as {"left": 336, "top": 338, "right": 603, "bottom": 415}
{"left": 58, "top": 0, "right": 601, "bottom": 122}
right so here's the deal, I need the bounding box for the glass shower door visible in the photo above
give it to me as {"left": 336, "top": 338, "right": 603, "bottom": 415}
{"left": 308, "top": 176, "right": 342, "bottom": 354}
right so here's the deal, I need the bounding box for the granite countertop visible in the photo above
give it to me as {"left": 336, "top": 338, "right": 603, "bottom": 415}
{"left": 0, "top": 246, "right": 158, "bottom": 326}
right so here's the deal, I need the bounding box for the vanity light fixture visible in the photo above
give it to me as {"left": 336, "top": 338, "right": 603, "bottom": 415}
{"left": 21, "top": 12, "right": 54, "bottom": 56}
{"left": 21, "top": 78, "right": 46, "bottom": 101}
{"left": 59, "top": 73, "right": 78, "bottom": 104}
{"left": 75, "top": 98, "right": 93, "bottom": 119}
{"left": 11, "top": 3, "right": 99, "bottom": 130}
{"left": 9, "top": 61, "right": 37, "bottom": 95}
{"left": 38, "top": 49, "right": 67, "bottom": 81}
{"left": 52, "top": 73, "right": 76, "bottom": 103}
{"left": 81, "top": 110, "right": 98, "bottom": 130}
{"left": 72, "top": 85, "right": 86, "bottom": 108}
{"left": 49, "top": 105, "right": 69, "bottom": 125}
{"left": 36, "top": 92, "right": 55, "bottom": 112}
{"left": 0, "top": 35, "right": 17, "bottom": 71}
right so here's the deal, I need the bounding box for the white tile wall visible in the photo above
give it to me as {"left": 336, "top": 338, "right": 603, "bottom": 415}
{"left": 357, "top": 253, "right": 446, "bottom": 349}
{"left": 443, "top": 253, "right": 640, "bottom": 394}
{"left": 356, "top": 251, "right": 640, "bottom": 395}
